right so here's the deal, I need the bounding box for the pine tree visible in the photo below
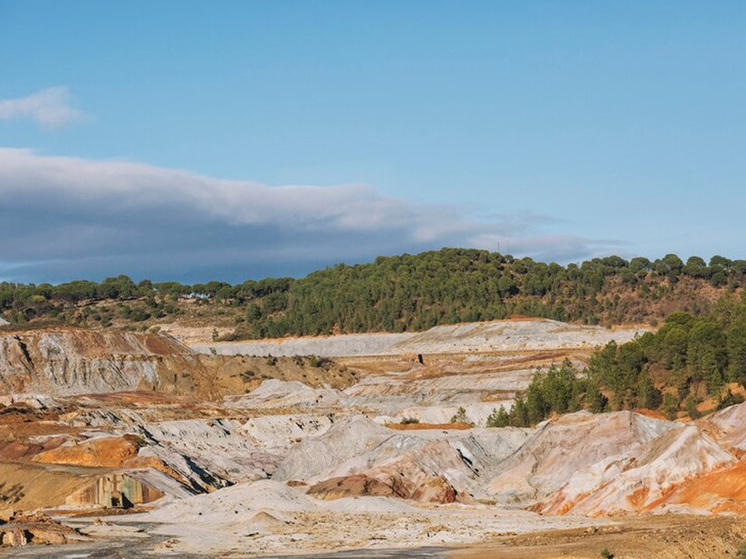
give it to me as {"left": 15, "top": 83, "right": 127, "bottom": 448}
{"left": 509, "top": 396, "right": 530, "bottom": 427}
{"left": 727, "top": 321, "right": 746, "bottom": 385}
{"left": 486, "top": 406, "right": 510, "bottom": 428}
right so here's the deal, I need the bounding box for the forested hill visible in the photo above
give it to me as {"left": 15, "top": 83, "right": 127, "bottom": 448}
{"left": 2, "top": 249, "right": 745, "bottom": 338}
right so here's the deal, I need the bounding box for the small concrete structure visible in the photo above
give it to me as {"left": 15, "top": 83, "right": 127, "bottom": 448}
{"left": 66, "top": 473, "right": 164, "bottom": 509}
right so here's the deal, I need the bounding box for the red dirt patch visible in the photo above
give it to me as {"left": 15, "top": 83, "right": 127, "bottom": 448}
{"left": 308, "top": 472, "right": 457, "bottom": 503}
{"left": 77, "top": 391, "right": 188, "bottom": 405}
{"left": 384, "top": 422, "right": 473, "bottom": 431}
{"left": 0, "top": 437, "right": 67, "bottom": 461}
{"left": 627, "top": 486, "right": 651, "bottom": 508}
{"left": 646, "top": 461, "right": 746, "bottom": 513}
{"left": 633, "top": 408, "right": 667, "bottom": 420}
{"left": 32, "top": 435, "right": 141, "bottom": 468}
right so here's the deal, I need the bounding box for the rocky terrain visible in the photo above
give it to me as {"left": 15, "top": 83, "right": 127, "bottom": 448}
{"left": 0, "top": 327, "right": 356, "bottom": 400}
{"left": 0, "top": 328, "right": 192, "bottom": 395}
{"left": 195, "top": 318, "right": 646, "bottom": 357}
{"left": 3, "top": 318, "right": 746, "bottom": 557}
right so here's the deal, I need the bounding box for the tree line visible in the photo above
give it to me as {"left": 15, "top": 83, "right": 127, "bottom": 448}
{"left": 2, "top": 249, "right": 745, "bottom": 336}
{"left": 487, "top": 290, "right": 746, "bottom": 427}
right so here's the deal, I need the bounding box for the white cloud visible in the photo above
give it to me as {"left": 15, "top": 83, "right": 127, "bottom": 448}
{"left": 0, "top": 87, "right": 86, "bottom": 127}
{"left": 0, "top": 148, "right": 624, "bottom": 281}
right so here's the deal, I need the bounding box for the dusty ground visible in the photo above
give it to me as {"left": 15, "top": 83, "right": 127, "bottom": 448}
{"left": 453, "top": 515, "right": 746, "bottom": 558}
{"left": 4, "top": 514, "right": 742, "bottom": 558}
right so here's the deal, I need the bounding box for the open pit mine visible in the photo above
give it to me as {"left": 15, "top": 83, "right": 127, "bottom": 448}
{"left": 2, "top": 319, "right": 746, "bottom": 558}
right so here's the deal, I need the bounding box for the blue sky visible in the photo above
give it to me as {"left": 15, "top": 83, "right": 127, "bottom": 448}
{"left": 1, "top": 1, "right": 745, "bottom": 283}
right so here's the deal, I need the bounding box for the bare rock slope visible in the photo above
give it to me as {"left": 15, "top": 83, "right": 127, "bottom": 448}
{"left": 195, "top": 318, "right": 646, "bottom": 357}
{"left": 0, "top": 328, "right": 196, "bottom": 395}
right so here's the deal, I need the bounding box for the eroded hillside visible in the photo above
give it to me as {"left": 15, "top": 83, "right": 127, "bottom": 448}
{"left": 0, "top": 327, "right": 356, "bottom": 400}
{"left": 2, "top": 319, "right": 746, "bottom": 557}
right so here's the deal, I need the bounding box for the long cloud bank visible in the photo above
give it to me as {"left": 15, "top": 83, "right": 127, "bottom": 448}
{"left": 0, "top": 148, "right": 623, "bottom": 282}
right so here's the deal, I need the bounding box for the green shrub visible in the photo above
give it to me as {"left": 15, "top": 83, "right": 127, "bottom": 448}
{"left": 486, "top": 406, "right": 510, "bottom": 428}
{"left": 684, "top": 395, "right": 701, "bottom": 419}
{"left": 662, "top": 393, "right": 680, "bottom": 420}
{"left": 718, "top": 390, "right": 745, "bottom": 410}
{"left": 450, "top": 406, "right": 473, "bottom": 426}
